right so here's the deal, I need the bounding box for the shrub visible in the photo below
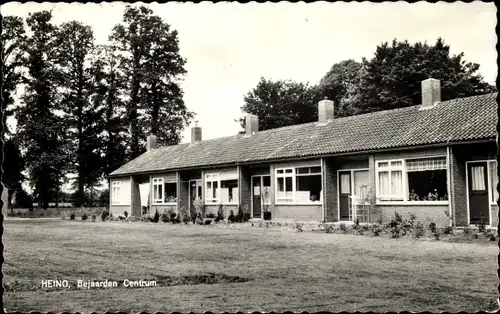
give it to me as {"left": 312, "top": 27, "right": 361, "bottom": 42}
{"left": 390, "top": 226, "right": 400, "bottom": 238}
{"left": 81, "top": 213, "right": 88, "bottom": 221}
{"left": 325, "top": 224, "right": 335, "bottom": 234}
{"left": 339, "top": 223, "right": 347, "bottom": 233}
{"left": 206, "top": 212, "right": 216, "bottom": 219}
{"left": 371, "top": 224, "right": 381, "bottom": 236}
{"left": 463, "top": 227, "right": 470, "bottom": 235}
{"left": 413, "top": 222, "right": 425, "bottom": 238}
{"left": 191, "top": 211, "right": 198, "bottom": 224}
{"left": 193, "top": 198, "right": 205, "bottom": 218}
{"left": 178, "top": 207, "right": 190, "bottom": 224}
{"left": 228, "top": 210, "right": 235, "bottom": 223}
{"left": 160, "top": 211, "right": 170, "bottom": 223}
{"left": 434, "top": 229, "right": 441, "bottom": 241}
{"left": 489, "top": 234, "right": 496, "bottom": 241}
{"left": 101, "top": 210, "right": 110, "bottom": 222}
{"left": 242, "top": 204, "right": 250, "bottom": 222}
{"left": 296, "top": 223, "right": 304, "bottom": 232}
{"left": 215, "top": 204, "right": 224, "bottom": 223}
{"left": 91, "top": 214, "right": 96, "bottom": 222}
{"left": 70, "top": 213, "right": 76, "bottom": 220}
{"left": 443, "top": 226, "right": 453, "bottom": 235}
{"left": 428, "top": 222, "right": 437, "bottom": 233}
{"left": 235, "top": 205, "right": 243, "bottom": 223}
{"left": 478, "top": 214, "right": 487, "bottom": 233}
{"left": 123, "top": 211, "right": 128, "bottom": 218}
{"left": 153, "top": 209, "right": 160, "bottom": 223}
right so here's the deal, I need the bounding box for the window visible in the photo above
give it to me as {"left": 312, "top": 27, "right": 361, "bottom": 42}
{"left": 275, "top": 166, "right": 322, "bottom": 203}
{"left": 205, "top": 173, "right": 219, "bottom": 203}
{"left": 152, "top": 178, "right": 177, "bottom": 204}
{"left": 488, "top": 161, "right": 498, "bottom": 204}
{"left": 112, "top": 181, "right": 121, "bottom": 204}
{"left": 221, "top": 179, "right": 238, "bottom": 204}
{"left": 164, "top": 182, "right": 177, "bottom": 203}
{"left": 353, "top": 170, "right": 369, "bottom": 200}
{"left": 376, "top": 160, "right": 404, "bottom": 201}
{"left": 377, "top": 156, "right": 448, "bottom": 203}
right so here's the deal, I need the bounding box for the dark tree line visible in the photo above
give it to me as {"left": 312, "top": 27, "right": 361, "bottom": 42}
{"left": 1, "top": 6, "right": 194, "bottom": 209}
{"left": 242, "top": 38, "right": 496, "bottom": 131}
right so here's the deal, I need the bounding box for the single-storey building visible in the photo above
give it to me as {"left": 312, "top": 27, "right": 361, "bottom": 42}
{"left": 108, "top": 78, "right": 498, "bottom": 228}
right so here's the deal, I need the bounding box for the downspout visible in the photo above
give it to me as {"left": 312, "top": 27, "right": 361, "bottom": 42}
{"left": 321, "top": 158, "right": 325, "bottom": 223}
{"left": 446, "top": 134, "right": 453, "bottom": 227}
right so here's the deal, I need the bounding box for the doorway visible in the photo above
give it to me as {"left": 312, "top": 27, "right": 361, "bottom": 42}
{"left": 251, "top": 175, "right": 271, "bottom": 219}
{"left": 189, "top": 179, "right": 202, "bottom": 211}
{"left": 467, "top": 162, "right": 490, "bottom": 225}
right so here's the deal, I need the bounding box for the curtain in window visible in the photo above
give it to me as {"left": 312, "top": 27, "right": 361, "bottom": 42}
{"left": 489, "top": 161, "right": 498, "bottom": 202}
{"left": 353, "top": 171, "right": 369, "bottom": 198}
{"left": 471, "top": 166, "right": 486, "bottom": 191}
{"left": 406, "top": 157, "right": 446, "bottom": 171}
{"left": 378, "top": 171, "right": 389, "bottom": 196}
{"left": 390, "top": 170, "right": 403, "bottom": 197}
{"left": 340, "top": 174, "right": 350, "bottom": 194}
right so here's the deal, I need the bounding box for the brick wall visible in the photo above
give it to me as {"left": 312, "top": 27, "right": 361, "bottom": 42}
{"left": 490, "top": 205, "right": 499, "bottom": 228}
{"left": 272, "top": 204, "right": 322, "bottom": 222}
{"left": 323, "top": 158, "right": 338, "bottom": 222}
{"left": 150, "top": 204, "right": 177, "bottom": 216}
{"left": 130, "top": 176, "right": 141, "bottom": 217}
{"left": 109, "top": 205, "right": 130, "bottom": 216}
{"left": 239, "top": 167, "right": 251, "bottom": 215}
{"left": 378, "top": 205, "right": 450, "bottom": 228}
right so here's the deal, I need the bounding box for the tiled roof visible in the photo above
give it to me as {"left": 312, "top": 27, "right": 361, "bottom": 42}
{"left": 110, "top": 93, "right": 497, "bottom": 177}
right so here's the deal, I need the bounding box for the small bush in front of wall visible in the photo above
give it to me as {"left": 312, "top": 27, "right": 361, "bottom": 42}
{"left": 235, "top": 205, "right": 243, "bottom": 223}
{"left": 101, "top": 210, "right": 110, "bottom": 222}
{"left": 242, "top": 204, "right": 251, "bottom": 222}
{"left": 324, "top": 224, "right": 335, "bottom": 234}
{"left": 228, "top": 210, "right": 235, "bottom": 223}
{"left": 160, "top": 211, "right": 170, "bottom": 223}
{"left": 81, "top": 213, "right": 88, "bottom": 221}
{"left": 371, "top": 224, "right": 381, "bottom": 236}
{"left": 489, "top": 233, "right": 496, "bottom": 241}
{"left": 478, "top": 214, "right": 487, "bottom": 233}
{"left": 428, "top": 222, "right": 437, "bottom": 234}
{"left": 215, "top": 204, "right": 224, "bottom": 223}
{"left": 463, "top": 227, "right": 470, "bottom": 235}
{"left": 70, "top": 213, "right": 76, "bottom": 220}
{"left": 339, "top": 223, "right": 347, "bottom": 233}
{"left": 434, "top": 229, "right": 441, "bottom": 241}
{"left": 124, "top": 211, "right": 128, "bottom": 218}
{"left": 153, "top": 209, "right": 160, "bottom": 223}
{"left": 91, "top": 214, "right": 96, "bottom": 222}
{"left": 413, "top": 222, "right": 425, "bottom": 238}
{"left": 296, "top": 223, "right": 304, "bottom": 232}
{"left": 178, "top": 207, "right": 190, "bottom": 224}
{"left": 443, "top": 226, "right": 453, "bottom": 235}
{"left": 206, "top": 212, "right": 216, "bottom": 219}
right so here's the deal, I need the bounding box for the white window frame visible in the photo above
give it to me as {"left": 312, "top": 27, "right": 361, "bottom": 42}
{"left": 220, "top": 178, "right": 239, "bottom": 205}
{"left": 111, "top": 181, "right": 121, "bottom": 205}
{"left": 275, "top": 166, "right": 322, "bottom": 205}
{"left": 376, "top": 156, "right": 449, "bottom": 205}
{"left": 152, "top": 178, "right": 177, "bottom": 205}
{"left": 205, "top": 173, "right": 220, "bottom": 204}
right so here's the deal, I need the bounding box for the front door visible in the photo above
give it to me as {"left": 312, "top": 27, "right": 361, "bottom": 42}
{"left": 339, "top": 171, "right": 351, "bottom": 221}
{"left": 252, "top": 176, "right": 262, "bottom": 218}
{"left": 189, "top": 180, "right": 202, "bottom": 210}
{"left": 468, "top": 162, "right": 490, "bottom": 225}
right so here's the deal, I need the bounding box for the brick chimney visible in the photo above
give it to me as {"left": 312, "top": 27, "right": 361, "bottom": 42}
{"left": 191, "top": 121, "right": 202, "bottom": 144}
{"left": 146, "top": 135, "right": 157, "bottom": 151}
{"left": 421, "top": 78, "right": 441, "bottom": 109}
{"left": 245, "top": 114, "right": 259, "bottom": 135}
{"left": 318, "top": 97, "right": 334, "bottom": 124}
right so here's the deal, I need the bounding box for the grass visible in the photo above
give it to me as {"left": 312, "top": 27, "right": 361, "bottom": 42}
{"left": 3, "top": 219, "right": 498, "bottom": 312}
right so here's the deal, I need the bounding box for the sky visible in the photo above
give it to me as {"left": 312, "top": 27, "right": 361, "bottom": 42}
{"left": 2, "top": 1, "right": 497, "bottom": 193}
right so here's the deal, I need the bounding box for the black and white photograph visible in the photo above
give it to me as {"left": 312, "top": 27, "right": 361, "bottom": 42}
{"left": 0, "top": 1, "right": 498, "bottom": 312}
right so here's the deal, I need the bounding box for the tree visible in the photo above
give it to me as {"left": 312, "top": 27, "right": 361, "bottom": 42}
{"left": 351, "top": 38, "right": 496, "bottom": 114}
{"left": 55, "top": 21, "right": 103, "bottom": 206}
{"left": 317, "top": 59, "right": 362, "bottom": 118}
{"left": 1, "top": 15, "right": 26, "bottom": 136}
{"left": 240, "top": 77, "right": 322, "bottom": 131}
{"left": 110, "top": 5, "right": 193, "bottom": 159}
{"left": 2, "top": 139, "right": 25, "bottom": 210}
{"left": 16, "top": 11, "right": 68, "bottom": 209}
{"left": 90, "top": 44, "right": 128, "bottom": 175}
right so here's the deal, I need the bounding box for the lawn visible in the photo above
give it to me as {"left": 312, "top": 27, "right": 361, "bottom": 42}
{"left": 3, "top": 219, "right": 498, "bottom": 312}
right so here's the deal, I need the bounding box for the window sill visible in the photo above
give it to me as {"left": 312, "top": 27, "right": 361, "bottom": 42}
{"left": 152, "top": 202, "right": 177, "bottom": 206}
{"left": 376, "top": 201, "right": 449, "bottom": 206}
{"left": 111, "top": 203, "right": 130, "bottom": 206}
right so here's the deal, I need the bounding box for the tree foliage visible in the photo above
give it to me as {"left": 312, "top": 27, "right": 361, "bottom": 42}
{"left": 351, "top": 38, "right": 496, "bottom": 114}
{"left": 15, "top": 11, "right": 68, "bottom": 209}
{"left": 240, "top": 77, "right": 321, "bottom": 131}
{"left": 110, "top": 5, "right": 193, "bottom": 159}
